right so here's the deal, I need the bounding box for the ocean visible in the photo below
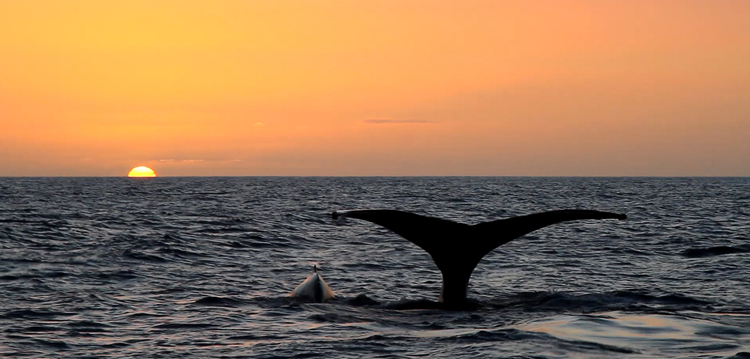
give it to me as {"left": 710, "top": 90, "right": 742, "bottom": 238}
{"left": 1, "top": 177, "right": 748, "bottom": 358}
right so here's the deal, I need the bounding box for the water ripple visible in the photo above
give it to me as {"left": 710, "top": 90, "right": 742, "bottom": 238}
{"left": 0, "top": 177, "right": 748, "bottom": 357}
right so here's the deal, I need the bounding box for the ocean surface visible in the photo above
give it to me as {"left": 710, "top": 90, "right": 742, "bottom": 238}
{"left": 1, "top": 177, "right": 749, "bottom": 358}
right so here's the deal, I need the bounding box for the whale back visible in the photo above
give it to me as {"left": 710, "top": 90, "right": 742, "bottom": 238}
{"left": 290, "top": 265, "right": 335, "bottom": 302}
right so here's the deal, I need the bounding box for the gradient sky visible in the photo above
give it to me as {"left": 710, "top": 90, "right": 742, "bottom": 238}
{"left": 1, "top": 0, "right": 749, "bottom": 176}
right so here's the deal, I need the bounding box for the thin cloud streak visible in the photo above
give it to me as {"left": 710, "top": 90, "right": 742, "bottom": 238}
{"left": 159, "top": 159, "right": 205, "bottom": 163}
{"left": 364, "top": 119, "right": 438, "bottom": 124}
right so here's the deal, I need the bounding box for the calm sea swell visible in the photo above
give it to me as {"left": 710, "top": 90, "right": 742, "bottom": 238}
{"left": 0, "top": 177, "right": 749, "bottom": 358}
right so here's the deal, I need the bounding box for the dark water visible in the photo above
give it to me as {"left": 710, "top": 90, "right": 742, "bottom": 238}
{"left": 1, "top": 177, "right": 749, "bottom": 358}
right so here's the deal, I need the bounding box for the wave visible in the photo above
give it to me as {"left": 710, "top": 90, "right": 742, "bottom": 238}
{"left": 151, "top": 322, "right": 218, "bottom": 330}
{"left": 259, "top": 289, "right": 713, "bottom": 314}
{"left": 490, "top": 290, "right": 711, "bottom": 312}
{"left": 682, "top": 245, "right": 750, "bottom": 258}
{"left": 191, "top": 296, "right": 245, "bottom": 307}
{"left": 0, "top": 309, "right": 77, "bottom": 320}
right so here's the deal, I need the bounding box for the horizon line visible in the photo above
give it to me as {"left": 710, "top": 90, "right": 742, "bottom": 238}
{"left": 1, "top": 175, "right": 748, "bottom": 179}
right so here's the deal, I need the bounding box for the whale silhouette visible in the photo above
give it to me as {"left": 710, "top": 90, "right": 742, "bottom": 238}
{"left": 332, "top": 209, "right": 626, "bottom": 309}
{"left": 290, "top": 265, "right": 335, "bottom": 303}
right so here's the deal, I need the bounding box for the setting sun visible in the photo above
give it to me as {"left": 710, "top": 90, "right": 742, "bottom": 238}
{"left": 127, "top": 166, "right": 156, "bottom": 178}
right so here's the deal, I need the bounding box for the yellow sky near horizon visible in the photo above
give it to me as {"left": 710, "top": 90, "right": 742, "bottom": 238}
{"left": 1, "top": 0, "right": 749, "bottom": 176}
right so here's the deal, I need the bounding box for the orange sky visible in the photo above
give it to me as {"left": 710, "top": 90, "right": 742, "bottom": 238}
{"left": 1, "top": 0, "right": 748, "bottom": 176}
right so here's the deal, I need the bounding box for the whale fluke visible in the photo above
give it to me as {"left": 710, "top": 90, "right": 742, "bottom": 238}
{"left": 290, "top": 265, "right": 335, "bottom": 303}
{"left": 332, "top": 209, "right": 626, "bottom": 308}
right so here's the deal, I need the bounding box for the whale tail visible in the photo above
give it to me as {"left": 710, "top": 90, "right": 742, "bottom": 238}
{"left": 332, "top": 209, "right": 626, "bottom": 307}
{"left": 290, "top": 265, "right": 335, "bottom": 303}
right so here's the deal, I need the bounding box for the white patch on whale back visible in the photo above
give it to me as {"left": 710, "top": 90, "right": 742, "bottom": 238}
{"left": 290, "top": 266, "right": 335, "bottom": 302}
